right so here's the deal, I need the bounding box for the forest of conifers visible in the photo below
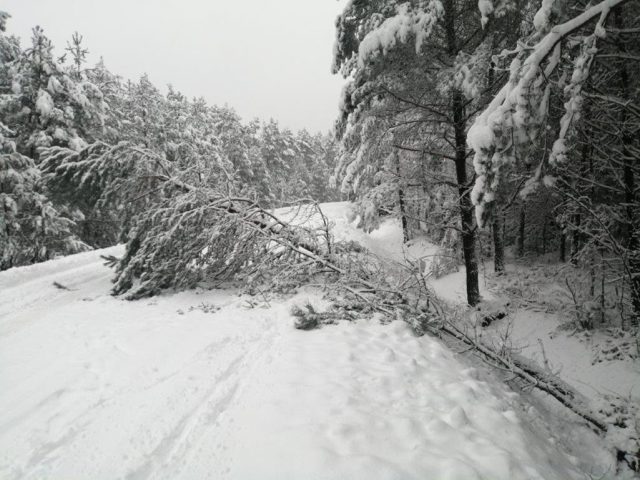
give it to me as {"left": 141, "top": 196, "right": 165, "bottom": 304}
{"left": 1, "top": 0, "right": 639, "bottom": 326}
{"left": 331, "top": 0, "right": 639, "bottom": 329}
{"left": 0, "top": 13, "right": 340, "bottom": 269}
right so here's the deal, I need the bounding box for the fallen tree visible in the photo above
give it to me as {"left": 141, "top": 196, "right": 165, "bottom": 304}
{"left": 171, "top": 193, "right": 637, "bottom": 470}
{"left": 45, "top": 141, "right": 637, "bottom": 471}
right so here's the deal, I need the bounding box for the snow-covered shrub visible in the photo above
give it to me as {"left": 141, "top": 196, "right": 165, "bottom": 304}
{"left": 428, "top": 247, "right": 459, "bottom": 278}
{"left": 591, "top": 330, "right": 638, "bottom": 364}
{"left": 428, "top": 227, "right": 460, "bottom": 278}
{"left": 292, "top": 303, "right": 335, "bottom": 330}
{"left": 292, "top": 298, "right": 379, "bottom": 331}
{"left": 596, "top": 394, "right": 640, "bottom": 472}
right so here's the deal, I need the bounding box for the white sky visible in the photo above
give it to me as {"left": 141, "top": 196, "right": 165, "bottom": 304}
{"left": 2, "top": 0, "right": 346, "bottom": 133}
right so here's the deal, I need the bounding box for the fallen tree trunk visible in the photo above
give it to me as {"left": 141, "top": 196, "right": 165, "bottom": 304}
{"left": 434, "top": 322, "right": 608, "bottom": 433}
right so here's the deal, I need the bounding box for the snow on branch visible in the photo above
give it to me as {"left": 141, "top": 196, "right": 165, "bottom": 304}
{"left": 357, "top": 1, "right": 443, "bottom": 67}
{"left": 478, "top": 0, "right": 514, "bottom": 28}
{"left": 467, "top": 0, "right": 629, "bottom": 227}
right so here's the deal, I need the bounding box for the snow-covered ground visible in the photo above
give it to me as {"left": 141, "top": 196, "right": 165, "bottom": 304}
{"left": 495, "top": 299, "right": 640, "bottom": 403}
{"left": 426, "top": 256, "right": 640, "bottom": 407}
{"left": 0, "top": 202, "right": 626, "bottom": 479}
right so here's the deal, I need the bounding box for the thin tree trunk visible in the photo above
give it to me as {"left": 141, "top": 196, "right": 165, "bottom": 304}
{"left": 601, "top": 252, "right": 606, "bottom": 327}
{"left": 492, "top": 211, "right": 505, "bottom": 274}
{"left": 571, "top": 212, "right": 581, "bottom": 265}
{"left": 395, "top": 150, "right": 410, "bottom": 243}
{"left": 420, "top": 152, "right": 429, "bottom": 230}
{"left": 487, "top": 33, "right": 504, "bottom": 276}
{"left": 518, "top": 204, "right": 526, "bottom": 258}
{"left": 541, "top": 216, "right": 547, "bottom": 255}
{"left": 571, "top": 139, "right": 591, "bottom": 265}
{"left": 590, "top": 260, "right": 596, "bottom": 298}
{"left": 453, "top": 93, "right": 480, "bottom": 306}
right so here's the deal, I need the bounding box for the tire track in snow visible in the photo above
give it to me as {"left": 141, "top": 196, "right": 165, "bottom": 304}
{"left": 123, "top": 319, "right": 279, "bottom": 480}
{"left": 8, "top": 319, "right": 276, "bottom": 480}
{"left": 124, "top": 355, "right": 245, "bottom": 480}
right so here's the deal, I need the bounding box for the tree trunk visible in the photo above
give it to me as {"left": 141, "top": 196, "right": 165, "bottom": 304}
{"left": 395, "top": 150, "right": 410, "bottom": 243}
{"left": 571, "top": 138, "right": 591, "bottom": 265}
{"left": 444, "top": 0, "right": 480, "bottom": 306}
{"left": 601, "top": 252, "right": 606, "bottom": 327}
{"left": 492, "top": 211, "right": 505, "bottom": 274}
{"left": 560, "top": 230, "right": 567, "bottom": 263}
{"left": 453, "top": 93, "right": 480, "bottom": 306}
{"left": 571, "top": 212, "right": 581, "bottom": 265}
{"left": 590, "top": 260, "right": 596, "bottom": 298}
{"left": 487, "top": 30, "right": 504, "bottom": 276}
{"left": 518, "top": 204, "right": 526, "bottom": 258}
{"left": 420, "top": 152, "right": 429, "bottom": 230}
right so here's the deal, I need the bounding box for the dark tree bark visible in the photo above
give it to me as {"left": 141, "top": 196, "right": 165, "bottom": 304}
{"left": 453, "top": 92, "right": 480, "bottom": 306}
{"left": 444, "top": 0, "right": 480, "bottom": 306}
{"left": 517, "top": 204, "right": 526, "bottom": 258}
{"left": 570, "top": 139, "right": 592, "bottom": 265}
{"left": 492, "top": 211, "right": 505, "bottom": 273}
{"left": 394, "top": 150, "right": 410, "bottom": 244}
{"left": 541, "top": 215, "right": 547, "bottom": 256}
{"left": 570, "top": 212, "right": 581, "bottom": 265}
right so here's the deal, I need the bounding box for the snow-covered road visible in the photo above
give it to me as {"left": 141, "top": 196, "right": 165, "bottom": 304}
{"left": 0, "top": 205, "right": 603, "bottom": 479}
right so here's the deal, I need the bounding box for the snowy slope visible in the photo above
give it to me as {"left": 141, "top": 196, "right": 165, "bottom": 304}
{"left": 426, "top": 250, "right": 640, "bottom": 408}
{"left": 0, "top": 202, "right": 612, "bottom": 479}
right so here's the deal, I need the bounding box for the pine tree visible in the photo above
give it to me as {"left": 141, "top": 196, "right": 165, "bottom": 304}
{"left": 0, "top": 15, "right": 88, "bottom": 268}
{"left": 332, "top": 0, "right": 525, "bottom": 305}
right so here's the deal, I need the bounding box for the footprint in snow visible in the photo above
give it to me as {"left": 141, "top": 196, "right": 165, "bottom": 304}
{"left": 383, "top": 347, "right": 396, "bottom": 362}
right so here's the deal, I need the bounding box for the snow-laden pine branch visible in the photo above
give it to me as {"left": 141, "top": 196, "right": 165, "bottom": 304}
{"left": 468, "top": 0, "right": 629, "bottom": 226}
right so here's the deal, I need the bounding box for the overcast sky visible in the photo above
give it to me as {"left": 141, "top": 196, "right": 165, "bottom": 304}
{"left": 3, "top": 0, "right": 346, "bottom": 133}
